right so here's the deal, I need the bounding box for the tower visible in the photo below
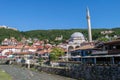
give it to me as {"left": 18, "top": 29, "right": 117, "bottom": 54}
{"left": 86, "top": 7, "right": 92, "bottom": 42}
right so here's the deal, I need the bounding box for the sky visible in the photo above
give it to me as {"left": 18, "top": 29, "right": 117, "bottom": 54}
{"left": 0, "top": 0, "right": 120, "bottom": 31}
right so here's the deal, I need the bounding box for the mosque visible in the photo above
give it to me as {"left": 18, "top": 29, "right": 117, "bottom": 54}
{"left": 65, "top": 7, "right": 93, "bottom": 52}
{"left": 69, "top": 32, "right": 85, "bottom": 45}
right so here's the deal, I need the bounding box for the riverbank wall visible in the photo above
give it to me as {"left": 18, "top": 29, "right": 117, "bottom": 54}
{"left": 32, "top": 64, "right": 120, "bottom": 80}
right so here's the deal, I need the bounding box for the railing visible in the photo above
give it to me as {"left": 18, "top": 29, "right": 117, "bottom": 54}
{"left": 92, "top": 50, "right": 108, "bottom": 55}
{"left": 108, "top": 49, "right": 120, "bottom": 54}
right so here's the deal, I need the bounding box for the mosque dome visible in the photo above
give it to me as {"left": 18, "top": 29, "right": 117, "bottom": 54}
{"left": 71, "top": 32, "right": 85, "bottom": 40}
{"left": 68, "top": 32, "right": 85, "bottom": 45}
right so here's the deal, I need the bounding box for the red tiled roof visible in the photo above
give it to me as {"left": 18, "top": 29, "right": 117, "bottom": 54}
{"left": 0, "top": 56, "right": 7, "bottom": 58}
{"left": 14, "top": 52, "right": 30, "bottom": 55}
{"left": 0, "top": 45, "right": 21, "bottom": 49}
{"left": 37, "top": 49, "right": 52, "bottom": 55}
{"left": 36, "top": 46, "right": 43, "bottom": 49}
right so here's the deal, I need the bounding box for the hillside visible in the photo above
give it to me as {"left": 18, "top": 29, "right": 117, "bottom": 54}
{"left": 0, "top": 28, "right": 120, "bottom": 44}
{"left": 0, "top": 28, "right": 23, "bottom": 42}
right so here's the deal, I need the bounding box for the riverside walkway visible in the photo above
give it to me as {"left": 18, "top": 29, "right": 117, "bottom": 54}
{"left": 0, "top": 65, "right": 75, "bottom": 80}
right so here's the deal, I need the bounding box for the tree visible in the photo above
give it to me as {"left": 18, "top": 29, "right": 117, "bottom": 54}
{"left": 97, "top": 37, "right": 109, "bottom": 42}
{"left": 49, "top": 47, "right": 64, "bottom": 61}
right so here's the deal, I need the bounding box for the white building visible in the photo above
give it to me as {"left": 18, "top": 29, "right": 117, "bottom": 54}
{"left": 69, "top": 32, "right": 85, "bottom": 45}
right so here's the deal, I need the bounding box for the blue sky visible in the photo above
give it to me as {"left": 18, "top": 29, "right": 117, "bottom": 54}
{"left": 0, "top": 0, "right": 120, "bottom": 31}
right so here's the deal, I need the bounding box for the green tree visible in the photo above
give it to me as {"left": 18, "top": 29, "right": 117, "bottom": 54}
{"left": 49, "top": 47, "right": 64, "bottom": 61}
{"left": 97, "top": 37, "right": 109, "bottom": 42}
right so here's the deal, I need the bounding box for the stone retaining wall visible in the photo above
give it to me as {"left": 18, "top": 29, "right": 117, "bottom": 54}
{"left": 33, "top": 64, "right": 120, "bottom": 80}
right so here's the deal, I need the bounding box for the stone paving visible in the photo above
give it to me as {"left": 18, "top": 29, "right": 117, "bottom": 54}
{"left": 0, "top": 65, "right": 75, "bottom": 80}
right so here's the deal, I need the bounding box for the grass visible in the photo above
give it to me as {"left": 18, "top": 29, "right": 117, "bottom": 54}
{"left": 0, "top": 69, "right": 12, "bottom": 80}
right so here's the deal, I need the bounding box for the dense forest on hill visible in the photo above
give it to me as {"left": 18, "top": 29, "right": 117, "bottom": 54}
{"left": 0, "top": 28, "right": 22, "bottom": 42}
{"left": 0, "top": 28, "right": 120, "bottom": 44}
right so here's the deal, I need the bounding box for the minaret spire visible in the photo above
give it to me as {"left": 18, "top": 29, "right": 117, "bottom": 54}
{"left": 86, "top": 7, "right": 92, "bottom": 42}
{"left": 86, "top": 7, "right": 90, "bottom": 18}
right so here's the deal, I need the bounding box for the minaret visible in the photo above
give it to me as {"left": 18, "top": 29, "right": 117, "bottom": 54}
{"left": 86, "top": 7, "right": 92, "bottom": 42}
